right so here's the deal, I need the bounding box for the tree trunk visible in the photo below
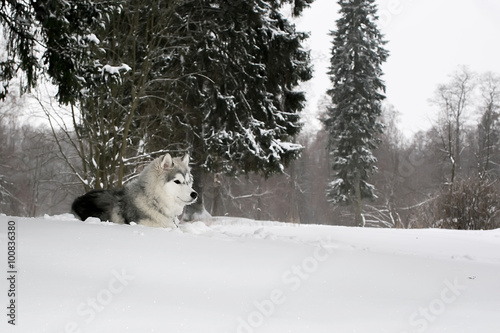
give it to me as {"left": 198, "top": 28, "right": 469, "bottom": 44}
{"left": 354, "top": 174, "right": 363, "bottom": 227}
{"left": 211, "top": 173, "right": 223, "bottom": 216}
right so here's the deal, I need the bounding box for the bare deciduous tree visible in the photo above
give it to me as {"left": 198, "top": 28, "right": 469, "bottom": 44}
{"left": 431, "top": 66, "right": 475, "bottom": 185}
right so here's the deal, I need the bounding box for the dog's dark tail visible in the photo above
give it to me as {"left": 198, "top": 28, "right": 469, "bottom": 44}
{"left": 72, "top": 190, "right": 117, "bottom": 221}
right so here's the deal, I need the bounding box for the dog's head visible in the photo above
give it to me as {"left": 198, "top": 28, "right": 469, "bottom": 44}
{"left": 159, "top": 153, "right": 197, "bottom": 205}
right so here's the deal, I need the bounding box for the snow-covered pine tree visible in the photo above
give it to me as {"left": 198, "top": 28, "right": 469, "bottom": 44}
{"left": 0, "top": 0, "right": 119, "bottom": 102}
{"left": 70, "top": 0, "right": 180, "bottom": 190}
{"left": 163, "top": 0, "right": 313, "bottom": 217}
{"left": 323, "top": 0, "right": 388, "bottom": 226}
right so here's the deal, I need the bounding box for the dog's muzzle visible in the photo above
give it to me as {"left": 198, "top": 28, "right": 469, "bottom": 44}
{"left": 179, "top": 191, "right": 197, "bottom": 204}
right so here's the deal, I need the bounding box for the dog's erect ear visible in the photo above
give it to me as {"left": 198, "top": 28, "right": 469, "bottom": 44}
{"left": 181, "top": 154, "right": 190, "bottom": 166}
{"left": 160, "top": 153, "right": 173, "bottom": 169}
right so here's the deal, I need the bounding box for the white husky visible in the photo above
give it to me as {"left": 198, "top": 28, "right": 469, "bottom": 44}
{"left": 72, "top": 154, "right": 197, "bottom": 228}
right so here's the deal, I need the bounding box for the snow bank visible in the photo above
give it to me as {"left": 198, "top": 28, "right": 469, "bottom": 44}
{"left": 0, "top": 215, "right": 499, "bottom": 333}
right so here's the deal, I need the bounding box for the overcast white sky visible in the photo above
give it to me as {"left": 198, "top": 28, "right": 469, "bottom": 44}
{"left": 294, "top": 0, "right": 500, "bottom": 136}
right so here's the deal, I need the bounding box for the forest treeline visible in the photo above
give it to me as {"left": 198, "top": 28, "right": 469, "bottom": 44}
{"left": 2, "top": 67, "right": 500, "bottom": 229}
{"left": 191, "top": 67, "right": 500, "bottom": 229}
{"left": 1, "top": 1, "right": 499, "bottom": 229}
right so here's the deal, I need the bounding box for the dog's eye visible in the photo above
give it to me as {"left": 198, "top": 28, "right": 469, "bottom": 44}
{"left": 174, "top": 180, "right": 181, "bottom": 184}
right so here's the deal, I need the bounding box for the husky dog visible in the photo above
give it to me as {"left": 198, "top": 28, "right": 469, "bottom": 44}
{"left": 72, "top": 153, "right": 197, "bottom": 228}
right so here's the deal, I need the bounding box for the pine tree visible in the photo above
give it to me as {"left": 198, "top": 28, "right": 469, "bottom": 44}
{"left": 70, "top": 0, "right": 181, "bottom": 190}
{"left": 166, "top": 0, "right": 312, "bottom": 174}
{"left": 323, "top": 0, "right": 388, "bottom": 226}
{"left": 0, "top": 0, "right": 119, "bottom": 102}
{"left": 162, "top": 0, "right": 313, "bottom": 217}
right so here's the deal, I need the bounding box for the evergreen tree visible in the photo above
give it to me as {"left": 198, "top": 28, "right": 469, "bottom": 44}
{"left": 0, "top": 0, "right": 119, "bottom": 102}
{"left": 323, "top": 0, "right": 388, "bottom": 226}
{"left": 163, "top": 0, "right": 313, "bottom": 216}
{"left": 69, "top": 0, "right": 181, "bottom": 190}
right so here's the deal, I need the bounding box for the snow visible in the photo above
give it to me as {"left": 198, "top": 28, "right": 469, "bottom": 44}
{"left": 84, "top": 33, "right": 100, "bottom": 45}
{"left": 101, "top": 64, "right": 131, "bottom": 76}
{"left": 1, "top": 214, "right": 499, "bottom": 333}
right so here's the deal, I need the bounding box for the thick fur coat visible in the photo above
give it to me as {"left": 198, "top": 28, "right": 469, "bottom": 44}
{"left": 72, "top": 154, "right": 197, "bottom": 228}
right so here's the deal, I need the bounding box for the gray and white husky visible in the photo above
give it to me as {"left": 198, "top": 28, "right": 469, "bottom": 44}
{"left": 72, "top": 153, "right": 197, "bottom": 228}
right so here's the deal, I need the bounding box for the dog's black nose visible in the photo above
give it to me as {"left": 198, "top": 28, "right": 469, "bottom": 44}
{"left": 191, "top": 191, "right": 198, "bottom": 200}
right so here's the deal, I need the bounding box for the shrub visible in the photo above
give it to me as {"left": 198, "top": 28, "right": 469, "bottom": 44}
{"left": 433, "top": 177, "right": 500, "bottom": 230}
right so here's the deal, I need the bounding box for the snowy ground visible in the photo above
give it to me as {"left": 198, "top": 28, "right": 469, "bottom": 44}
{"left": 0, "top": 214, "right": 499, "bottom": 333}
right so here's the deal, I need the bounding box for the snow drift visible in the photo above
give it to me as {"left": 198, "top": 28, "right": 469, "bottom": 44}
{"left": 0, "top": 214, "right": 499, "bottom": 333}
